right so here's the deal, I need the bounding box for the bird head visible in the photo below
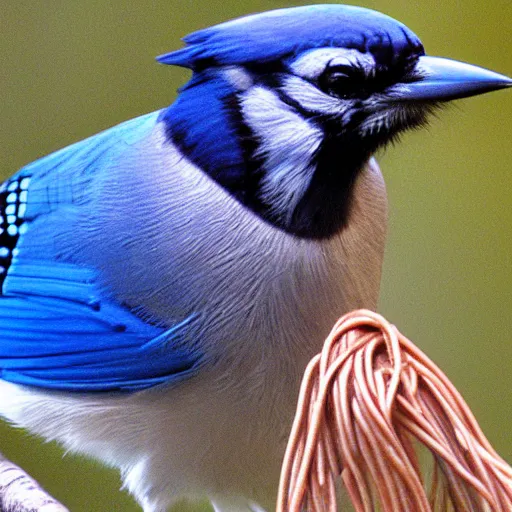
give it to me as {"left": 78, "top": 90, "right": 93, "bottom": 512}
{"left": 158, "top": 5, "right": 511, "bottom": 239}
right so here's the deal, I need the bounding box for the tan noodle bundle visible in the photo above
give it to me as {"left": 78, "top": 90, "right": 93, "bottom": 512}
{"left": 277, "top": 309, "right": 512, "bottom": 512}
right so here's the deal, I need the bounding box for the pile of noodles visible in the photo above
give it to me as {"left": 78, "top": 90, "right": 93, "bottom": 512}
{"left": 277, "top": 310, "right": 512, "bottom": 512}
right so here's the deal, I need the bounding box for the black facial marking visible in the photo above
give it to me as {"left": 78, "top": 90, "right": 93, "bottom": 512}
{"left": 319, "top": 62, "right": 369, "bottom": 100}
{"left": 289, "top": 122, "right": 373, "bottom": 238}
{"left": 0, "top": 176, "right": 31, "bottom": 292}
{"left": 318, "top": 54, "right": 421, "bottom": 102}
{"left": 225, "top": 93, "right": 267, "bottom": 210}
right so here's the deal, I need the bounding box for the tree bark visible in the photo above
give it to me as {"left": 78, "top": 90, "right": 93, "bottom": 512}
{"left": 0, "top": 452, "right": 69, "bottom": 512}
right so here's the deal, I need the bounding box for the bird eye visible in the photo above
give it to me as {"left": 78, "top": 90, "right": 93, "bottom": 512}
{"left": 319, "top": 64, "right": 359, "bottom": 99}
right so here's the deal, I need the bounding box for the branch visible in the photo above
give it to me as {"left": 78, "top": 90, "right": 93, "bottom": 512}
{"left": 0, "top": 452, "right": 69, "bottom": 512}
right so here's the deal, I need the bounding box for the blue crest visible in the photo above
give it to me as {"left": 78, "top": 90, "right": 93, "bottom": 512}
{"left": 157, "top": 4, "right": 424, "bottom": 70}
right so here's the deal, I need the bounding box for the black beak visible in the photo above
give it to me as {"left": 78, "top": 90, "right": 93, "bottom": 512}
{"left": 398, "top": 56, "right": 512, "bottom": 101}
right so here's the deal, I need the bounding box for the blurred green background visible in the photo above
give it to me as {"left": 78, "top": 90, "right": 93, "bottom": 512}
{"left": 1, "top": 1, "right": 511, "bottom": 510}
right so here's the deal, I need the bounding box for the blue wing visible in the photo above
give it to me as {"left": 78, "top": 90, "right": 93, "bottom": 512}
{"left": 0, "top": 112, "right": 200, "bottom": 392}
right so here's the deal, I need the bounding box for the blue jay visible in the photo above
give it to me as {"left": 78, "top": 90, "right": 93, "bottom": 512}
{"left": 0, "top": 4, "right": 510, "bottom": 511}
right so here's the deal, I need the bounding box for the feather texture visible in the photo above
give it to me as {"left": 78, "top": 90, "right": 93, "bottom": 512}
{"left": 0, "top": 112, "right": 200, "bottom": 391}
{"left": 157, "top": 5, "right": 424, "bottom": 69}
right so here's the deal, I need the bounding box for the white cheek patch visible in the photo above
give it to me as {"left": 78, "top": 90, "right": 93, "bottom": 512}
{"left": 223, "top": 66, "right": 253, "bottom": 91}
{"left": 289, "top": 47, "right": 376, "bottom": 79}
{"left": 240, "top": 86, "right": 323, "bottom": 224}
{"left": 281, "top": 75, "right": 352, "bottom": 118}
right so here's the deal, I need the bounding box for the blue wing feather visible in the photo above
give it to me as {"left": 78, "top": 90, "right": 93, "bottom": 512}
{"left": 0, "top": 266, "right": 199, "bottom": 392}
{"left": 0, "top": 112, "right": 200, "bottom": 392}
